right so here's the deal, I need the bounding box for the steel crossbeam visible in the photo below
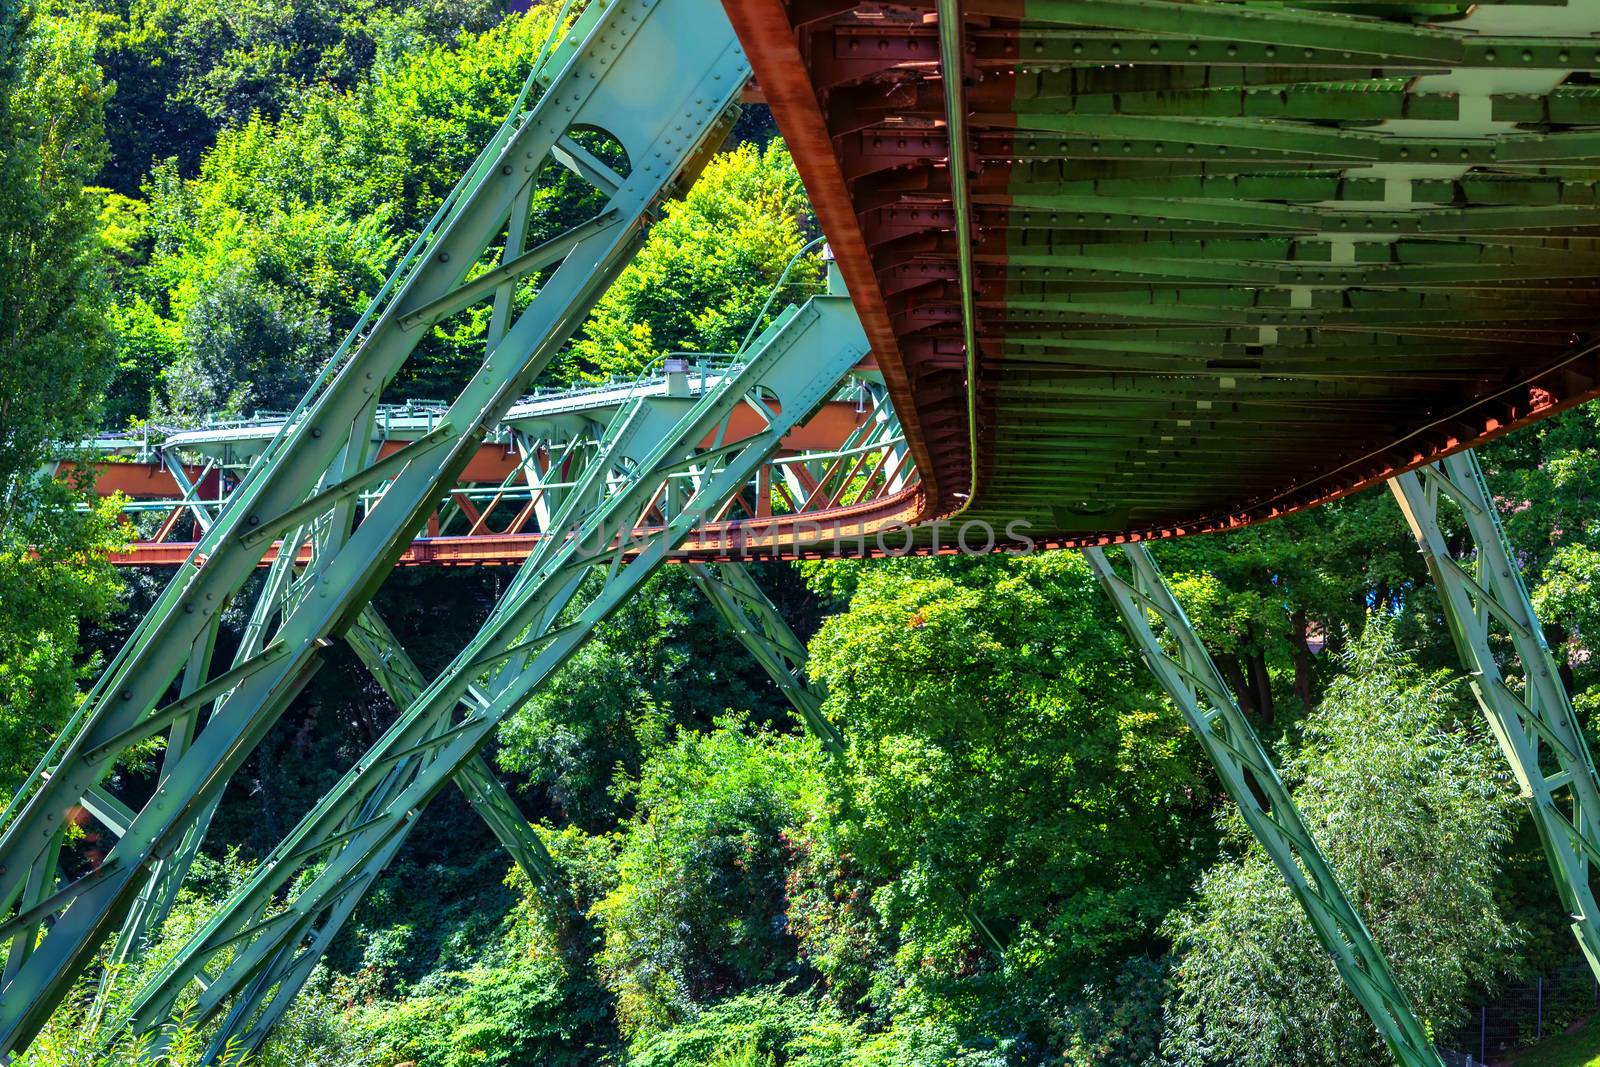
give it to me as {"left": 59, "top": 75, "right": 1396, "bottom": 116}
{"left": 342, "top": 607, "right": 561, "bottom": 893}
{"left": 197, "top": 555, "right": 841, "bottom": 1057}
{"left": 69, "top": 374, "right": 916, "bottom": 566}
{"left": 110, "top": 292, "right": 868, "bottom": 1057}
{"left": 687, "top": 564, "right": 843, "bottom": 753}
{"left": 1082, "top": 543, "right": 1442, "bottom": 1067}
{"left": 0, "top": 0, "right": 754, "bottom": 1052}
{"left": 1390, "top": 450, "right": 1600, "bottom": 979}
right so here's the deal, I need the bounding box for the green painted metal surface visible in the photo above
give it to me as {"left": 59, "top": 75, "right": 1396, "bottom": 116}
{"left": 688, "top": 563, "right": 844, "bottom": 753}
{"left": 111, "top": 292, "right": 868, "bottom": 1058}
{"left": 922, "top": 0, "right": 1600, "bottom": 541}
{"left": 0, "top": 0, "right": 754, "bottom": 1052}
{"left": 1083, "top": 543, "right": 1443, "bottom": 1067}
{"left": 1391, "top": 450, "right": 1600, "bottom": 980}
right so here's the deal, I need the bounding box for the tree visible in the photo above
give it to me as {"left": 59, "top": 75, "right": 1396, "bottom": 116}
{"left": 801, "top": 553, "right": 1214, "bottom": 1050}
{"left": 1482, "top": 405, "right": 1600, "bottom": 720}
{"left": 1151, "top": 491, "right": 1432, "bottom": 729}
{"left": 106, "top": 4, "right": 627, "bottom": 420}
{"left": 0, "top": 1, "right": 114, "bottom": 498}
{"left": 564, "top": 139, "right": 821, "bottom": 381}
{"left": 1163, "top": 621, "right": 1520, "bottom": 1067}
{"left": 592, "top": 718, "right": 823, "bottom": 1039}
{"left": 91, "top": 0, "right": 506, "bottom": 194}
{"left": 0, "top": 2, "right": 124, "bottom": 794}
{"left": 496, "top": 566, "right": 797, "bottom": 830}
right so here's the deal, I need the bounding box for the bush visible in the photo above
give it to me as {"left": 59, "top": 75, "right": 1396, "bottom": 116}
{"left": 1163, "top": 621, "right": 1521, "bottom": 1066}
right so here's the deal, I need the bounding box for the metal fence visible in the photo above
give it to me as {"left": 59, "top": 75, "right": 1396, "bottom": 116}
{"left": 1441, "top": 955, "right": 1600, "bottom": 1064}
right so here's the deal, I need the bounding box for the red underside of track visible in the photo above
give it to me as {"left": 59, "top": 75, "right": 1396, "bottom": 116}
{"left": 726, "top": 0, "right": 1600, "bottom": 547}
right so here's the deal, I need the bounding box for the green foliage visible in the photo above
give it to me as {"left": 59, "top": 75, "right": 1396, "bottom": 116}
{"left": 803, "top": 554, "right": 1212, "bottom": 1046}
{"left": 107, "top": 5, "right": 562, "bottom": 423}
{"left": 0, "top": 2, "right": 114, "bottom": 488}
{"left": 10, "top": 0, "right": 1600, "bottom": 1058}
{"left": 566, "top": 140, "right": 820, "bottom": 381}
{"left": 626, "top": 985, "right": 1009, "bottom": 1067}
{"left": 1164, "top": 621, "right": 1521, "bottom": 1066}
{"left": 101, "top": 6, "right": 822, "bottom": 422}
{"left": 0, "top": 1, "right": 124, "bottom": 794}
{"left": 1151, "top": 493, "right": 1431, "bottom": 728}
{"left": 497, "top": 567, "right": 794, "bottom": 829}
{"left": 0, "top": 490, "right": 124, "bottom": 790}
{"left": 1053, "top": 955, "right": 1170, "bottom": 1067}
{"left": 594, "top": 717, "right": 824, "bottom": 1038}
{"left": 357, "top": 950, "right": 610, "bottom": 1067}
{"left": 1487, "top": 405, "right": 1600, "bottom": 720}
{"left": 89, "top": 0, "right": 505, "bottom": 194}
{"left": 15, "top": 852, "right": 363, "bottom": 1067}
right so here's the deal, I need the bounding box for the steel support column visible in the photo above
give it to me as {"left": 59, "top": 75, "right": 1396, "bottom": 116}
{"left": 1390, "top": 449, "right": 1600, "bottom": 977}
{"left": 687, "top": 563, "right": 842, "bottom": 754}
{"left": 1082, "top": 543, "right": 1442, "bottom": 1067}
{"left": 0, "top": 0, "right": 751, "bottom": 1051}
{"left": 111, "top": 292, "right": 868, "bottom": 1058}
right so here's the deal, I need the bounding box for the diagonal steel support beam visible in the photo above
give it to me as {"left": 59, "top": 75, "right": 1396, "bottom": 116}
{"left": 0, "top": 0, "right": 752, "bottom": 1052}
{"left": 111, "top": 291, "right": 869, "bottom": 1061}
{"left": 1390, "top": 449, "right": 1600, "bottom": 978}
{"left": 689, "top": 562, "right": 1008, "bottom": 952}
{"left": 1082, "top": 543, "right": 1443, "bottom": 1067}
{"left": 148, "top": 605, "right": 565, "bottom": 1062}
{"left": 687, "top": 563, "right": 843, "bottom": 754}
{"left": 343, "top": 605, "right": 561, "bottom": 890}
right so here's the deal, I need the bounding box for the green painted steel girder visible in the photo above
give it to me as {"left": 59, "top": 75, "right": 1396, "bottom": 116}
{"left": 1003, "top": 31, "right": 1600, "bottom": 70}
{"left": 168, "top": 604, "right": 564, "bottom": 1062}
{"left": 1083, "top": 544, "right": 1443, "bottom": 1067}
{"left": 1016, "top": 83, "right": 1460, "bottom": 121}
{"left": 688, "top": 563, "right": 844, "bottom": 754}
{"left": 114, "top": 293, "right": 869, "bottom": 1057}
{"left": 0, "top": 0, "right": 753, "bottom": 1054}
{"left": 1391, "top": 451, "right": 1600, "bottom": 981}
{"left": 1006, "top": 174, "right": 1600, "bottom": 208}
{"left": 1009, "top": 0, "right": 1467, "bottom": 60}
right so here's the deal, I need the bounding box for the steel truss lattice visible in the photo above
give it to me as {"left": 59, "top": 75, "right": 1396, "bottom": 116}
{"left": 1391, "top": 449, "right": 1600, "bottom": 979}
{"left": 688, "top": 563, "right": 844, "bottom": 754}
{"left": 111, "top": 291, "right": 867, "bottom": 1059}
{"left": 0, "top": 0, "right": 775, "bottom": 1053}
{"left": 1083, "top": 543, "right": 1443, "bottom": 1067}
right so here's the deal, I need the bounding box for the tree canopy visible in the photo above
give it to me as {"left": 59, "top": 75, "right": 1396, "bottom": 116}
{"left": 3, "top": 1, "right": 1600, "bottom": 1064}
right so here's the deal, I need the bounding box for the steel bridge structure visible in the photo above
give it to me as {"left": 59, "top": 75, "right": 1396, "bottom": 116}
{"left": 6, "top": 0, "right": 1600, "bottom": 1064}
{"left": 63, "top": 359, "right": 914, "bottom": 567}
